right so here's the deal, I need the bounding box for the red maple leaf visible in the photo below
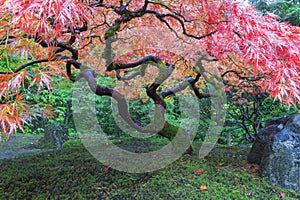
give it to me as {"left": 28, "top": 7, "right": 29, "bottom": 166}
{"left": 104, "top": 166, "right": 110, "bottom": 173}
{"left": 279, "top": 191, "right": 285, "bottom": 199}
{"left": 195, "top": 169, "right": 204, "bottom": 174}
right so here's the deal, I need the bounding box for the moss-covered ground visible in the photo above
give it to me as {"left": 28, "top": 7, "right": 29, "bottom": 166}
{"left": 0, "top": 138, "right": 299, "bottom": 199}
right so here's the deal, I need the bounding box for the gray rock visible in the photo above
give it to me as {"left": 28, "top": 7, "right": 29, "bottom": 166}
{"left": 44, "top": 123, "right": 68, "bottom": 149}
{"left": 248, "top": 114, "right": 300, "bottom": 191}
{"left": 248, "top": 124, "right": 284, "bottom": 164}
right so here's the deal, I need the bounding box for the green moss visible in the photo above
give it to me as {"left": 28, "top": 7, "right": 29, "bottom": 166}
{"left": 0, "top": 140, "right": 298, "bottom": 199}
{"left": 104, "top": 25, "right": 120, "bottom": 39}
{"left": 62, "top": 139, "right": 82, "bottom": 148}
{"left": 106, "top": 62, "right": 119, "bottom": 71}
{"left": 159, "top": 121, "right": 179, "bottom": 140}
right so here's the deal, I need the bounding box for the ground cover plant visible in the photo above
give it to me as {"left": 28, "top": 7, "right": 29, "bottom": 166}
{"left": 0, "top": 140, "right": 299, "bottom": 199}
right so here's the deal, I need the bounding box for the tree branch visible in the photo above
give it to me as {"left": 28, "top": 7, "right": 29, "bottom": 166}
{"left": 0, "top": 56, "right": 70, "bottom": 74}
{"left": 160, "top": 74, "right": 213, "bottom": 99}
{"left": 107, "top": 55, "right": 161, "bottom": 71}
{"left": 145, "top": 10, "right": 218, "bottom": 40}
{"left": 222, "top": 70, "right": 263, "bottom": 81}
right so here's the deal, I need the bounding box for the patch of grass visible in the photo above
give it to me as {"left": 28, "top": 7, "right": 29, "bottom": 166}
{"left": 0, "top": 140, "right": 299, "bottom": 199}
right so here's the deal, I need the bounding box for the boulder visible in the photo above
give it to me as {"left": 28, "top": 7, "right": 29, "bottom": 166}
{"left": 44, "top": 123, "right": 68, "bottom": 149}
{"left": 248, "top": 114, "right": 300, "bottom": 191}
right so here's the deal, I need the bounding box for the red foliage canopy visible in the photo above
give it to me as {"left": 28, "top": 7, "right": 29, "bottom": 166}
{"left": 0, "top": 0, "right": 299, "bottom": 139}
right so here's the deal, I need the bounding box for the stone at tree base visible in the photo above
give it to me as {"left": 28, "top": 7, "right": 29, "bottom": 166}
{"left": 248, "top": 114, "right": 300, "bottom": 191}
{"left": 44, "top": 123, "right": 68, "bottom": 149}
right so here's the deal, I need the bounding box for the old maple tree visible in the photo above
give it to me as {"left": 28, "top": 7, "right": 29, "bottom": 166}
{"left": 0, "top": 0, "right": 299, "bottom": 143}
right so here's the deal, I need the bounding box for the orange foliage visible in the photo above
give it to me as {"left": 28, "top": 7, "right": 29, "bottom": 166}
{"left": 0, "top": 0, "right": 299, "bottom": 139}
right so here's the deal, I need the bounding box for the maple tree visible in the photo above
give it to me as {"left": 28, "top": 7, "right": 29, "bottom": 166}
{"left": 0, "top": 0, "right": 299, "bottom": 145}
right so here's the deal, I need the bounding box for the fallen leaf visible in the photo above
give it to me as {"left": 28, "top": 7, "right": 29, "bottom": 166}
{"left": 195, "top": 169, "right": 204, "bottom": 174}
{"left": 279, "top": 191, "right": 285, "bottom": 199}
{"left": 199, "top": 185, "right": 207, "bottom": 191}
{"left": 104, "top": 166, "right": 110, "bottom": 172}
{"left": 248, "top": 164, "right": 260, "bottom": 174}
